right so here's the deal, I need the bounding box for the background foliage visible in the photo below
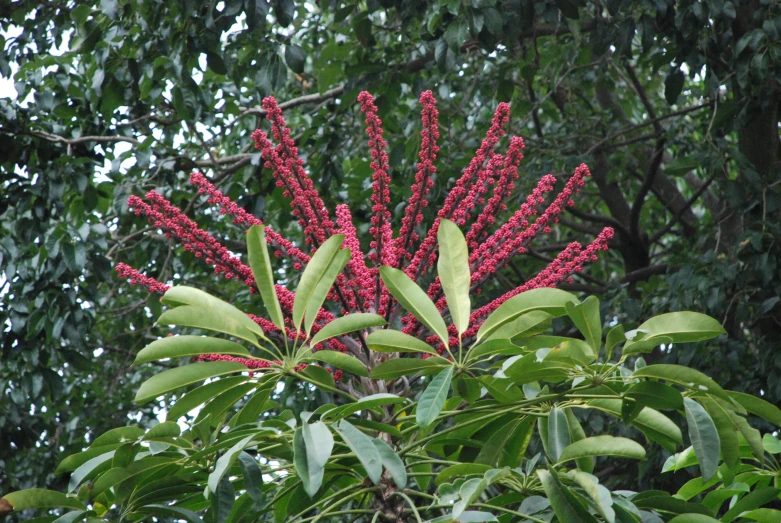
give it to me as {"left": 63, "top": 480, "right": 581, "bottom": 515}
{"left": 1, "top": 0, "right": 780, "bottom": 507}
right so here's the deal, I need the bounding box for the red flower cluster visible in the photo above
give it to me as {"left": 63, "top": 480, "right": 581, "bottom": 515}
{"left": 115, "top": 262, "right": 170, "bottom": 294}
{"left": 116, "top": 90, "right": 614, "bottom": 366}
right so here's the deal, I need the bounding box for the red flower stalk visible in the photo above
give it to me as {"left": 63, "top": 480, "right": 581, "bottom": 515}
{"left": 395, "top": 90, "right": 440, "bottom": 265}
{"left": 115, "top": 263, "right": 170, "bottom": 294}
{"left": 404, "top": 102, "right": 511, "bottom": 280}
{"left": 260, "top": 96, "right": 334, "bottom": 246}
{"left": 335, "top": 204, "right": 374, "bottom": 311}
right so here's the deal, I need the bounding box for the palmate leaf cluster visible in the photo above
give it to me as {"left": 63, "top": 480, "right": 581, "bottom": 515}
{"left": 3, "top": 222, "right": 781, "bottom": 523}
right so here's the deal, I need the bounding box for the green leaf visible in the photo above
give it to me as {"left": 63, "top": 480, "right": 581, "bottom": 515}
{"left": 67, "top": 451, "right": 115, "bottom": 491}
{"left": 145, "top": 421, "right": 180, "bottom": 439}
{"left": 157, "top": 306, "right": 260, "bottom": 348}
{"left": 564, "top": 409, "right": 594, "bottom": 474}
{"left": 559, "top": 436, "right": 646, "bottom": 463}
{"left": 372, "top": 438, "right": 407, "bottom": 488}
{"left": 417, "top": 367, "right": 454, "bottom": 428}
{"left": 437, "top": 219, "right": 471, "bottom": 335}
{"left": 308, "top": 350, "right": 367, "bottom": 377}
{"left": 324, "top": 393, "right": 406, "bottom": 420}
{"left": 366, "top": 329, "right": 438, "bottom": 354}
{"left": 605, "top": 324, "right": 626, "bottom": 357}
{"left": 665, "top": 156, "right": 700, "bottom": 176}
{"left": 684, "top": 398, "right": 721, "bottom": 481}
{"left": 622, "top": 335, "right": 673, "bottom": 356}
{"left": 634, "top": 364, "right": 728, "bottom": 400}
{"left": 483, "top": 310, "right": 552, "bottom": 342}
{"left": 700, "top": 397, "right": 741, "bottom": 470}
{"left": 476, "top": 288, "right": 576, "bottom": 343}
{"left": 303, "top": 416, "right": 334, "bottom": 495}
{"left": 668, "top": 516, "right": 721, "bottom": 523}
{"left": 624, "top": 381, "right": 683, "bottom": 410}
{"left": 237, "top": 452, "right": 264, "bottom": 504}
{"left": 537, "top": 470, "right": 599, "bottom": 523}
{"left": 208, "top": 435, "right": 255, "bottom": 493}
{"left": 475, "top": 418, "right": 523, "bottom": 467}
{"left": 624, "top": 312, "right": 725, "bottom": 352}
{"left": 135, "top": 335, "right": 250, "bottom": 364}
{"left": 166, "top": 376, "right": 249, "bottom": 421}
{"left": 730, "top": 391, "right": 781, "bottom": 427}
{"left": 284, "top": 44, "right": 307, "bottom": 73}
{"left": 309, "top": 313, "right": 386, "bottom": 347}
{"left": 334, "top": 420, "right": 382, "bottom": 484}
{"left": 564, "top": 296, "right": 601, "bottom": 355}
{"left": 134, "top": 362, "right": 247, "bottom": 404}
{"left": 370, "top": 356, "right": 449, "bottom": 379}
{"left": 434, "top": 463, "right": 492, "bottom": 486}
{"left": 547, "top": 407, "right": 571, "bottom": 462}
{"left": 722, "top": 488, "right": 781, "bottom": 523}
{"left": 466, "top": 338, "right": 522, "bottom": 361}
{"left": 55, "top": 444, "right": 123, "bottom": 475}
{"left": 162, "top": 286, "right": 268, "bottom": 341}
{"left": 300, "top": 364, "right": 336, "bottom": 390}
{"left": 2, "top": 490, "right": 86, "bottom": 511}
{"left": 380, "top": 266, "right": 449, "bottom": 346}
{"left": 143, "top": 505, "right": 204, "bottom": 523}
{"left": 292, "top": 234, "right": 345, "bottom": 334}
{"left": 206, "top": 52, "right": 227, "bottom": 75}
{"left": 665, "top": 69, "right": 685, "bottom": 105}
{"left": 247, "top": 225, "right": 285, "bottom": 332}
{"left": 211, "top": 476, "right": 234, "bottom": 523}
{"left": 91, "top": 426, "right": 145, "bottom": 447}
{"left": 738, "top": 508, "right": 781, "bottom": 523}
{"left": 304, "top": 249, "right": 350, "bottom": 337}
{"left": 763, "top": 434, "right": 781, "bottom": 454}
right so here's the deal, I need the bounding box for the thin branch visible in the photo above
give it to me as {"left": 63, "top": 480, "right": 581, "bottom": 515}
{"left": 650, "top": 174, "right": 717, "bottom": 244}
{"left": 235, "top": 85, "right": 345, "bottom": 122}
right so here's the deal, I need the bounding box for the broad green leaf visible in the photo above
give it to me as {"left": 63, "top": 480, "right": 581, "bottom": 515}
{"left": 476, "top": 288, "right": 576, "bottom": 343}
{"left": 67, "top": 451, "right": 114, "bottom": 491}
{"left": 684, "top": 398, "right": 721, "bottom": 481}
{"left": 308, "top": 350, "right": 367, "bottom": 377}
{"left": 417, "top": 367, "right": 454, "bottom": 428}
{"left": 564, "top": 409, "right": 594, "bottom": 474}
{"left": 157, "top": 306, "right": 260, "bottom": 348}
{"left": 700, "top": 397, "right": 741, "bottom": 469}
{"left": 623, "top": 312, "right": 725, "bottom": 352}
{"left": 380, "top": 266, "right": 449, "bottom": 346}
{"left": 565, "top": 296, "right": 601, "bottom": 355}
{"left": 484, "top": 311, "right": 552, "bottom": 342}
{"left": 297, "top": 415, "right": 334, "bottom": 497}
{"left": 135, "top": 335, "right": 251, "bottom": 364}
{"left": 372, "top": 438, "right": 407, "bottom": 488}
{"left": 370, "top": 356, "right": 449, "bottom": 379}
{"left": 730, "top": 391, "right": 781, "bottom": 427}
{"left": 192, "top": 381, "right": 255, "bottom": 426}
{"left": 247, "top": 225, "right": 285, "bottom": 331}
{"left": 144, "top": 421, "right": 180, "bottom": 439}
{"left": 166, "top": 376, "right": 249, "bottom": 421}
{"left": 211, "top": 476, "right": 234, "bottom": 523}
{"left": 231, "top": 382, "right": 276, "bottom": 427}
{"left": 722, "top": 488, "right": 781, "bottom": 523}
{"left": 366, "top": 329, "right": 438, "bottom": 354}
{"left": 143, "top": 505, "right": 204, "bottom": 523}
{"left": 237, "top": 451, "right": 264, "bottom": 503}
{"left": 334, "top": 419, "right": 382, "bottom": 484}
{"left": 52, "top": 511, "right": 88, "bottom": 523}
{"left": 324, "top": 393, "right": 406, "bottom": 420}
{"left": 466, "top": 339, "right": 521, "bottom": 361}
{"left": 134, "top": 362, "right": 247, "bottom": 404}
{"left": 738, "top": 508, "right": 781, "bottom": 523}
{"left": 208, "top": 435, "right": 255, "bottom": 493}
{"left": 292, "top": 234, "right": 345, "bottom": 333}
{"left": 547, "top": 407, "right": 570, "bottom": 462}
{"left": 304, "top": 249, "right": 350, "bottom": 336}
{"left": 624, "top": 381, "right": 683, "bottom": 410}
{"left": 537, "top": 470, "right": 599, "bottom": 523}
{"left": 299, "top": 365, "right": 336, "bottom": 388}
{"left": 728, "top": 410, "right": 765, "bottom": 460}
{"left": 764, "top": 434, "right": 781, "bottom": 454}
{"left": 622, "top": 335, "right": 673, "bottom": 356}
{"left": 309, "top": 313, "right": 386, "bottom": 347}
{"left": 91, "top": 426, "right": 145, "bottom": 447}
{"left": 566, "top": 469, "right": 613, "bottom": 522}
{"left": 161, "top": 286, "right": 268, "bottom": 341}
{"left": 55, "top": 444, "right": 123, "bottom": 475}
{"left": 633, "top": 494, "right": 714, "bottom": 517}
{"left": 2, "top": 489, "right": 86, "bottom": 511}
{"left": 605, "top": 324, "right": 626, "bottom": 357}
{"left": 633, "top": 364, "right": 728, "bottom": 400}
{"left": 559, "top": 436, "right": 646, "bottom": 463}
{"left": 437, "top": 219, "right": 471, "bottom": 335}
{"left": 434, "top": 463, "right": 492, "bottom": 486}
{"left": 587, "top": 399, "right": 683, "bottom": 451}
{"left": 475, "top": 418, "right": 521, "bottom": 467}
{"left": 293, "top": 426, "right": 324, "bottom": 498}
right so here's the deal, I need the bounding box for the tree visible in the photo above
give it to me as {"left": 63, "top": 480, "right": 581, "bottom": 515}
{"left": 3, "top": 139, "right": 780, "bottom": 519}
{"left": 1, "top": 0, "right": 779, "bottom": 502}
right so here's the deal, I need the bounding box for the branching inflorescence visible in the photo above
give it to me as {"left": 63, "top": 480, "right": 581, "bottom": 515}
{"left": 116, "top": 90, "right": 613, "bottom": 364}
